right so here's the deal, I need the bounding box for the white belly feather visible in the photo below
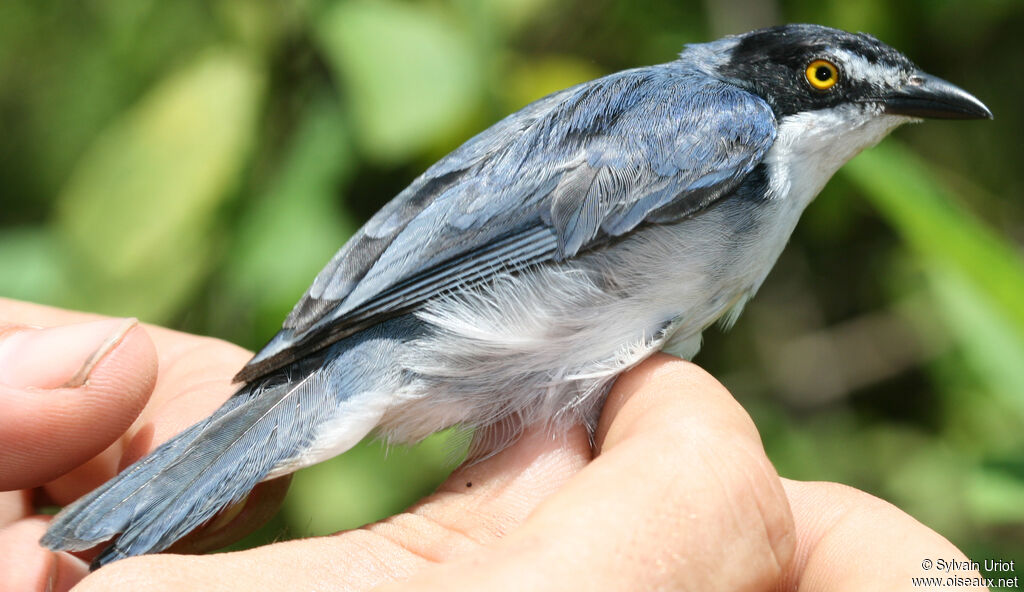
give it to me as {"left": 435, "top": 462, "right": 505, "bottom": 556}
{"left": 302, "top": 106, "right": 911, "bottom": 464}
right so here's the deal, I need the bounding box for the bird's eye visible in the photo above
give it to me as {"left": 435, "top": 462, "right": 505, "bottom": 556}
{"left": 805, "top": 59, "right": 839, "bottom": 91}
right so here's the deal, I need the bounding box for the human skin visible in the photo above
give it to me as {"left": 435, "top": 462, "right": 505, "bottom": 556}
{"left": 0, "top": 297, "right": 986, "bottom": 591}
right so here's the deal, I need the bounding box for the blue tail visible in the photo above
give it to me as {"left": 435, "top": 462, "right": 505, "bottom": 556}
{"left": 41, "top": 318, "right": 413, "bottom": 568}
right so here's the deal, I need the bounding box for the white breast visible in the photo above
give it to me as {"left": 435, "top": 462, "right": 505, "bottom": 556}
{"left": 376, "top": 105, "right": 912, "bottom": 447}
{"left": 766, "top": 104, "right": 910, "bottom": 211}
{"left": 658, "top": 105, "right": 911, "bottom": 351}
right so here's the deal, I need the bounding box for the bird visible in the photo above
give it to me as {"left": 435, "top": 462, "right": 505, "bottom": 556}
{"left": 42, "top": 23, "right": 991, "bottom": 568}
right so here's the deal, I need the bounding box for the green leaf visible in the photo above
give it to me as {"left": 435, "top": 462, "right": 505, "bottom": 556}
{"left": 281, "top": 432, "right": 461, "bottom": 536}
{"left": 843, "top": 142, "right": 1024, "bottom": 336}
{"left": 452, "top": 0, "right": 553, "bottom": 34}
{"left": 925, "top": 264, "right": 1024, "bottom": 417}
{"left": 315, "top": 0, "right": 481, "bottom": 162}
{"left": 845, "top": 141, "right": 1024, "bottom": 437}
{"left": 967, "top": 462, "right": 1024, "bottom": 524}
{"left": 0, "top": 227, "right": 70, "bottom": 304}
{"left": 54, "top": 49, "right": 264, "bottom": 322}
{"left": 226, "top": 97, "right": 357, "bottom": 340}
{"left": 501, "top": 54, "right": 604, "bottom": 112}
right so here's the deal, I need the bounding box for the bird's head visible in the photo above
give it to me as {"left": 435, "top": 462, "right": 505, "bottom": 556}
{"left": 690, "top": 23, "right": 991, "bottom": 123}
{"left": 682, "top": 24, "right": 990, "bottom": 196}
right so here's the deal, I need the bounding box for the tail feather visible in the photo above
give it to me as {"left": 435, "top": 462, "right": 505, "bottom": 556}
{"left": 41, "top": 317, "right": 414, "bottom": 568}
{"left": 40, "top": 416, "right": 214, "bottom": 551}
{"left": 42, "top": 368, "right": 339, "bottom": 567}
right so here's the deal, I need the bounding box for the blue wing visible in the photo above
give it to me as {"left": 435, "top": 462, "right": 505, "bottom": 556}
{"left": 235, "top": 64, "right": 776, "bottom": 382}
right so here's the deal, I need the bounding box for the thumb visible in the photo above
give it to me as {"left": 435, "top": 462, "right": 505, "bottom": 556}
{"left": 0, "top": 318, "right": 157, "bottom": 491}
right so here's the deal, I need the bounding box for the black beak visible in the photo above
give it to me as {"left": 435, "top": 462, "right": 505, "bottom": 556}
{"left": 882, "top": 72, "right": 992, "bottom": 120}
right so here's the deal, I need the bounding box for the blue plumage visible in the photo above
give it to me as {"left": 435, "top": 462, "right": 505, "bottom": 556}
{"left": 240, "top": 64, "right": 776, "bottom": 380}
{"left": 41, "top": 24, "right": 991, "bottom": 567}
{"left": 45, "top": 317, "right": 417, "bottom": 567}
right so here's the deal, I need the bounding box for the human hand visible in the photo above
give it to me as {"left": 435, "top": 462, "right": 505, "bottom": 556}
{"left": 0, "top": 298, "right": 985, "bottom": 591}
{"left": 0, "top": 298, "right": 257, "bottom": 591}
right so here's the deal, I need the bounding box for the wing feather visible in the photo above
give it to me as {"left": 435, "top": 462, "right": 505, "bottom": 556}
{"left": 236, "top": 64, "right": 776, "bottom": 382}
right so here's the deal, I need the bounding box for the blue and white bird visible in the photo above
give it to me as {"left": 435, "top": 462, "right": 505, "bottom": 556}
{"left": 43, "top": 24, "right": 991, "bottom": 567}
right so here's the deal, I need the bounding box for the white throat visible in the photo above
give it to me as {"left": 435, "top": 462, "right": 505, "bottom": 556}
{"left": 764, "top": 104, "right": 911, "bottom": 209}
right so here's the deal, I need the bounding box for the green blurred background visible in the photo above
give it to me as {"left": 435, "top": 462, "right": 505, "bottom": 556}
{"left": 2, "top": 0, "right": 1022, "bottom": 567}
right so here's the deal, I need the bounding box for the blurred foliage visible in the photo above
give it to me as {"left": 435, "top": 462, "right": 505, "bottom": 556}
{"left": 2, "top": 0, "right": 1022, "bottom": 566}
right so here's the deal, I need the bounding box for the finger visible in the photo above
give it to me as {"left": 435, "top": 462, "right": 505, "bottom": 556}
{"left": 0, "top": 319, "right": 157, "bottom": 491}
{"left": 166, "top": 475, "right": 293, "bottom": 556}
{"left": 118, "top": 333, "right": 252, "bottom": 464}
{"left": 389, "top": 354, "right": 796, "bottom": 591}
{"left": 0, "top": 490, "right": 31, "bottom": 528}
{"left": 66, "top": 356, "right": 796, "bottom": 591}
{"left": 0, "top": 516, "right": 90, "bottom": 592}
{"left": 0, "top": 297, "right": 245, "bottom": 392}
{"left": 71, "top": 424, "right": 596, "bottom": 591}
{"left": 358, "top": 424, "right": 592, "bottom": 568}
{"left": 777, "top": 480, "right": 986, "bottom": 591}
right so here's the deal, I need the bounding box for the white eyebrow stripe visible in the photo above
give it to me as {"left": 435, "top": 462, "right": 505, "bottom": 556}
{"left": 830, "top": 48, "right": 903, "bottom": 85}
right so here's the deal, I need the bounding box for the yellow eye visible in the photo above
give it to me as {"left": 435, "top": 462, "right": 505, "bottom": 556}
{"left": 805, "top": 59, "right": 839, "bottom": 91}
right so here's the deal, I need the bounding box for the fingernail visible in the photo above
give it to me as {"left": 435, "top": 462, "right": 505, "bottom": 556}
{"left": 0, "top": 318, "right": 138, "bottom": 389}
{"left": 46, "top": 552, "right": 56, "bottom": 592}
